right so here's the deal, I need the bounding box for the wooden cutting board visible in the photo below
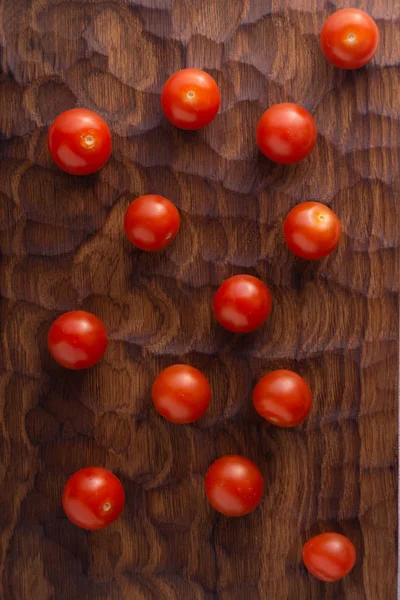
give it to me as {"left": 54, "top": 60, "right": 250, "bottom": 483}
{"left": 0, "top": 1, "right": 398, "bottom": 599}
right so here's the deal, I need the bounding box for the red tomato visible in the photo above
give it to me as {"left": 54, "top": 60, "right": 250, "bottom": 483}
{"left": 213, "top": 275, "right": 272, "bottom": 333}
{"left": 48, "top": 311, "right": 108, "bottom": 370}
{"left": 284, "top": 201, "right": 342, "bottom": 260}
{"left": 205, "top": 455, "right": 264, "bottom": 517}
{"left": 62, "top": 467, "right": 125, "bottom": 530}
{"left": 48, "top": 108, "right": 112, "bottom": 175}
{"left": 152, "top": 364, "right": 211, "bottom": 424}
{"left": 320, "top": 9, "right": 379, "bottom": 70}
{"left": 124, "top": 195, "right": 180, "bottom": 252}
{"left": 253, "top": 370, "right": 312, "bottom": 427}
{"left": 161, "top": 68, "right": 220, "bottom": 130}
{"left": 303, "top": 533, "right": 356, "bottom": 582}
{"left": 256, "top": 103, "right": 317, "bottom": 164}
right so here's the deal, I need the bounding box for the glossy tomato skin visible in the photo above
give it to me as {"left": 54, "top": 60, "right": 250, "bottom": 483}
{"left": 213, "top": 275, "right": 272, "bottom": 333}
{"left": 63, "top": 467, "right": 125, "bottom": 530}
{"left": 320, "top": 9, "right": 379, "bottom": 70}
{"left": 205, "top": 455, "right": 264, "bottom": 517}
{"left": 152, "top": 364, "right": 211, "bottom": 424}
{"left": 48, "top": 108, "right": 112, "bottom": 175}
{"left": 48, "top": 311, "right": 108, "bottom": 370}
{"left": 256, "top": 103, "right": 317, "bottom": 164}
{"left": 253, "top": 370, "right": 312, "bottom": 427}
{"left": 284, "top": 201, "right": 342, "bottom": 260}
{"left": 124, "top": 195, "right": 180, "bottom": 251}
{"left": 303, "top": 533, "right": 356, "bottom": 582}
{"left": 161, "top": 68, "right": 220, "bottom": 130}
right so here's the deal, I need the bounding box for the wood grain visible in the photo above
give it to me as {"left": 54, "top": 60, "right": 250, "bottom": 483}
{"left": 0, "top": 1, "right": 399, "bottom": 598}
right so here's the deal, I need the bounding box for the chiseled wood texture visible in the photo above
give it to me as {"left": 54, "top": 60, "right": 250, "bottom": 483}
{"left": 0, "top": 0, "right": 398, "bottom": 598}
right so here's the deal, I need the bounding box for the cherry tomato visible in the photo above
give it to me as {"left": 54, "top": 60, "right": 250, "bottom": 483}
{"left": 320, "top": 9, "right": 379, "bottom": 70}
{"left": 253, "top": 370, "right": 312, "bottom": 427}
{"left": 161, "top": 68, "right": 220, "bottom": 130}
{"left": 62, "top": 467, "right": 125, "bottom": 530}
{"left": 284, "top": 201, "right": 342, "bottom": 260}
{"left": 205, "top": 455, "right": 264, "bottom": 517}
{"left": 124, "top": 195, "right": 180, "bottom": 252}
{"left": 48, "top": 108, "right": 112, "bottom": 175}
{"left": 152, "top": 364, "right": 211, "bottom": 424}
{"left": 303, "top": 533, "right": 356, "bottom": 582}
{"left": 48, "top": 311, "right": 108, "bottom": 370}
{"left": 256, "top": 103, "right": 317, "bottom": 164}
{"left": 213, "top": 275, "right": 272, "bottom": 333}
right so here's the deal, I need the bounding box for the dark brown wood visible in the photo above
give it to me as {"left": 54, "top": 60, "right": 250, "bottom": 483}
{"left": 0, "top": 1, "right": 398, "bottom": 598}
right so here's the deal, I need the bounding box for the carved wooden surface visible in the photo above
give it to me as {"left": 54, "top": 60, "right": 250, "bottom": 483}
{"left": 0, "top": 1, "right": 399, "bottom": 599}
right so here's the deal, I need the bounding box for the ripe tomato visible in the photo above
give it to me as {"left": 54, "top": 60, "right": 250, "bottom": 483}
{"left": 284, "top": 201, "right": 342, "bottom": 260}
{"left": 213, "top": 275, "right": 272, "bottom": 333}
{"left": 303, "top": 533, "right": 356, "bottom": 582}
{"left": 253, "top": 370, "right": 312, "bottom": 427}
{"left": 256, "top": 103, "right": 317, "bottom": 164}
{"left": 320, "top": 9, "right": 379, "bottom": 70}
{"left": 161, "top": 68, "right": 220, "bottom": 130}
{"left": 205, "top": 455, "right": 264, "bottom": 517}
{"left": 48, "top": 108, "right": 112, "bottom": 175}
{"left": 62, "top": 467, "right": 125, "bottom": 530}
{"left": 124, "top": 195, "right": 180, "bottom": 252}
{"left": 48, "top": 311, "right": 108, "bottom": 370}
{"left": 152, "top": 364, "right": 211, "bottom": 424}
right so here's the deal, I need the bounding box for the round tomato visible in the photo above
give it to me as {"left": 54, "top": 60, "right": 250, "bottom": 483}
{"left": 213, "top": 275, "right": 272, "bottom": 333}
{"left": 284, "top": 201, "right": 342, "bottom": 260}
{"left": 253, "top": 370, "right": 312, "bottom": 427}
{"left": 62, "top": 467, "right": 125, "bottom": 530}
{"left": 161, "top": 68, "right": 220, "bottom": 130}
{"left": 48, "top": 311, "right": 108, "bottom": 370}
{"left": 256, "top": 103, "right": 317, "bottom": 164}
{"left": 124, "top": 194, "right": 180, "bottom": 252}
{"left": 303, "top": 533, "right": 356, "bottom": 582}
{"left": 152, "top": 364, "right": 211, "bottom": 424}
{"left": 205, "top": 455, "right": 264, "bottom": 517}
{"left": 320, "top": 9, "right": 379, "bottom": 70}
{"left": 48, "top": 108, "right": 112, "bottom": 175}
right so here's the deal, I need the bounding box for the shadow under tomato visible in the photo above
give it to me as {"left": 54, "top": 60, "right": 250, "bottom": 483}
{"left": 289, "top": 258, "right": 322, "bottom": 292}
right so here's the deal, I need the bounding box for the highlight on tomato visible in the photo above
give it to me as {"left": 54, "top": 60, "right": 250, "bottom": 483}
{"left": 320, "top": 8, "right": 379, "bottom": 70}
{"left": 62, "top": 467, "right": 125, "bottom": 530}
{"left": 283, "top": 201, "right": 342, "bottom": 260}
{"left": 48, "top": 108, "right": 112, "bottom": 175}
{"left": 124, "top": 194, "right": 180, "bottom": 252}
{"left": 205, "top": 455, "right": 264, "bottom": 517}
{"left": 253, "top": 369, "right": 312, "bottom": 427}
{"left": 152, "top": 364, "right": 211, "bottom": 424}
{"left": 47, "top": 310, "right": 108, "bottom": 370}
{"left": 213, "top": 274, "right": 272, "bottom": 333}
{"left": 303, "top": 532, "right": 356, "bottom": 582}
{"left": 256, "top": 103, "right": 317, "bottom": 164}
{"left": 161, "top": 68, "right": 220, "bottom": 130}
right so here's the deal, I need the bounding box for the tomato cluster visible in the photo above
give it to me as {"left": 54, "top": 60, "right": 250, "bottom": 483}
{"left": 44, "top": 5, "right": 377, "bottom": 584}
